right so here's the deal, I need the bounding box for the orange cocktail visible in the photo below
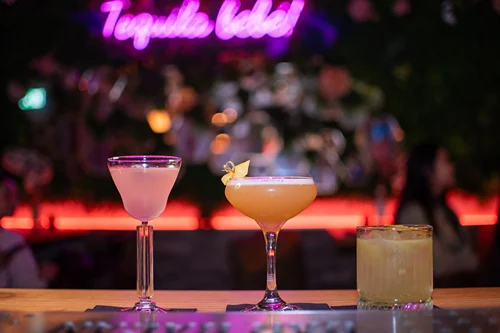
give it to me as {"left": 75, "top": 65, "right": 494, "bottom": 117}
{"left": 225, "top": 177, "right": 317, "bottom": 232}
{"left": 225, "top": 177, "right": 317, "bottom": 311}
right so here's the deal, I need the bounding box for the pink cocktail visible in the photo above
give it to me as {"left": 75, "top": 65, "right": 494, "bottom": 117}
{"left": 108, "top": 156, "right": 181, "bottom": 312}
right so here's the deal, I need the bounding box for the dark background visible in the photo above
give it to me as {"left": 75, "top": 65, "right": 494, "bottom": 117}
{"left": 1, "top": 0, "right": 500, "bottom": 290}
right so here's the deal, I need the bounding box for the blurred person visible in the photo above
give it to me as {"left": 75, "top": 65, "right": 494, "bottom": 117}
{"left": 485, "top": 203, "right": 500, "bottom": 286}
{"left": 395, "top": 142, "right": 479, "bottom": 286}
{"left": 0, "top": 171, "right": 47, "bottom": 288}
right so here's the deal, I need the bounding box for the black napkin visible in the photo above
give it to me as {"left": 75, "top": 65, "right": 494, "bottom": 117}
{"left": 85, "top": 306, "right": 197, "bottom": 312}
{"left": 331, "top": 305, "right": 440, "bottom": 310}
{"left": 226, "top": 303, "right": 331, "bottom": 312}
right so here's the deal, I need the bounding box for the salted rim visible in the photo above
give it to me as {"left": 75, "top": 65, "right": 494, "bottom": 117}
{"left": 227, "top": 177, "right": 314, "bottom": 185}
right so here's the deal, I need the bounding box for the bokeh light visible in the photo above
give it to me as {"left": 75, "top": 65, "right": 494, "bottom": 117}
{"left": 222, "top": 108, "right": 238, "bottom": 123}
{"left": 211, "top": 113, "right": 228, "bottom": 127}
{"left": 210, "top": 133, "right": 231, "bottom": 155}
{"left": 146, "top": 109, "right": 171, "bottom": 134}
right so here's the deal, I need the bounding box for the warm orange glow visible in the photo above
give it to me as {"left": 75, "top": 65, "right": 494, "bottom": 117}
{"left": 210, "top": 134, "right": 231, "bottom": 155}
{"left": 146, "top": 109, "right": 171, "bottom": 133}
{"left": 211, "top": 113, "right": 228, "bottom": 127}
{"left": 216, "top": 133, "right": 230, "bottom": 141}
{"left": 0, "top": 193, "right": 497, "bottom": 231}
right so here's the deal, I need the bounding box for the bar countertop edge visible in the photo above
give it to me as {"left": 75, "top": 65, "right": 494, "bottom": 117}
{"left": 1, "top": 288, "right": 500, "bottom": 312}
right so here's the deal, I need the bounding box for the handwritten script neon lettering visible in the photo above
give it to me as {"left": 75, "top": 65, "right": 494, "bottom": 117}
{"left": 101, "top": 0, "right": 304, "bottom": 50}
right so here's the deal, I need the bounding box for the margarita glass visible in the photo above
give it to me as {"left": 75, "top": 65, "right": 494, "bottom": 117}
{"left": 108, "top": 156, "right": 181, "bottom": 312}
{"left": 225, "top": 176, "right": 317, "bottom": 311}
{"left": 357, "top": 225, "right": 433, "bottom": 310}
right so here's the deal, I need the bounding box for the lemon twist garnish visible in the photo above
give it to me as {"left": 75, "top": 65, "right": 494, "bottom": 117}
{"left": 221, "top": 160, "right": 250, "bottom": 185}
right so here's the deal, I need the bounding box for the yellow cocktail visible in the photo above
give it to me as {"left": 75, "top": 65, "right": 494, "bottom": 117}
{"left": 225, "top": 176, "right": 317, "bottom": 311}
{"left": 357, "top": 225, "right": 433, "bottom": 310}
{"left": 225, "top": 177, "right": 317, "bottom": 232}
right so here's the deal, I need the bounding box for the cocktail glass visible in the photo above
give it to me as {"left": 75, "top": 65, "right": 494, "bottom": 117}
{"left": 108, "top": 155, "right": 182, "bottom": 312}
{"left": 356, "top": 225, "right": 433, "bottom": 310}
{"left": 225, "top": 176, "right": 317, "bottom": 311}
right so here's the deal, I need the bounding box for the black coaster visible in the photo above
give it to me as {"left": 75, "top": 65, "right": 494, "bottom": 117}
{"left": 331, "top": 305, "right": 441, "bottom": 310}
{"left": 226, "top": 303, "right": 332, "bottom": 312}
{"left": 85, "top": 306, "right": 197, "bottom": 312}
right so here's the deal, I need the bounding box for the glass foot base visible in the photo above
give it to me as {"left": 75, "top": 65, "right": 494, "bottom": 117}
{"left": 122, "top": 301, "right": 170, "bottom": 313}
{"left": 357, "top": 297, "right": 433, "bottom": 311}
{"left": 244, "top": 297, "right": 301, "bottom": 312}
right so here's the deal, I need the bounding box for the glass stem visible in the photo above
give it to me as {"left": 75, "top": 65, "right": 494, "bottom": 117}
{"left": 137, "top": 222, "right": 154, "bottom": 303}
{"left": 264, "top": 231, "right": 280, "bottom": 299}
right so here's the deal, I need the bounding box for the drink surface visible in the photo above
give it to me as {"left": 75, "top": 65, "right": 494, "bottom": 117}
{"left": 110, "top": 166, "right": 179, "bottom": 222}
{"left": 357, "top": 228, "right": 433, "bottom": 304}
{"left": 225, "top": 177, "right": 317, "bottom": 232}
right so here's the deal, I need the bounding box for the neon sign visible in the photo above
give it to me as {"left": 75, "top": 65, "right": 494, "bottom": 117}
{"left": 101, "top": 0, "right": 305, "bottom": 50}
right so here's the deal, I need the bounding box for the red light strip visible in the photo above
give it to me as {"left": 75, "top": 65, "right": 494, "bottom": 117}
{"left": 211, "top": 215, "right": 366, "bottom": 230}
{"left": 459, "top": 214, "right": 497, "bottom": 226}
{"left": 2, "top": 214, "right": 498, "bottom": 231}
{"left": 1, "top": 217, "right": 199, "bottom": 230}
{"left": 1, "top": 195, "right": 497, "bottom": 231}
{"left": 1, "top": 218, "right": 33, "bottom": 229}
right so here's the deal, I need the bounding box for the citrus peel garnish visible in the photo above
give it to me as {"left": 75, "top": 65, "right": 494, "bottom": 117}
{"left": 221, "top": 160, "right": 250, "bottom": 185}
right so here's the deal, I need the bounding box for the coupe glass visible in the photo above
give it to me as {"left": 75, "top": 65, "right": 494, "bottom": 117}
{"left": 225, "top": 176, "right": 317, "bottom": 311}
{"left": 108, "top": 155, "right": 182, "bottom": 312}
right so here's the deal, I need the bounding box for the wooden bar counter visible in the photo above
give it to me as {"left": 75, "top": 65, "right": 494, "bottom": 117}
{"left": 1, "top": 288, "right": 500, "bottom": 312}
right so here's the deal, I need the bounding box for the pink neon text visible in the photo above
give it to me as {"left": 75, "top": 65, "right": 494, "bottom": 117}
{"left": 100, "top": 0, "right": 305, "bottom": 50}
{"left": 101, "top": 0, "right": 214, "bottom": 50}
{"left": 215, "top": 0, "right": 304, "bottom": 40}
